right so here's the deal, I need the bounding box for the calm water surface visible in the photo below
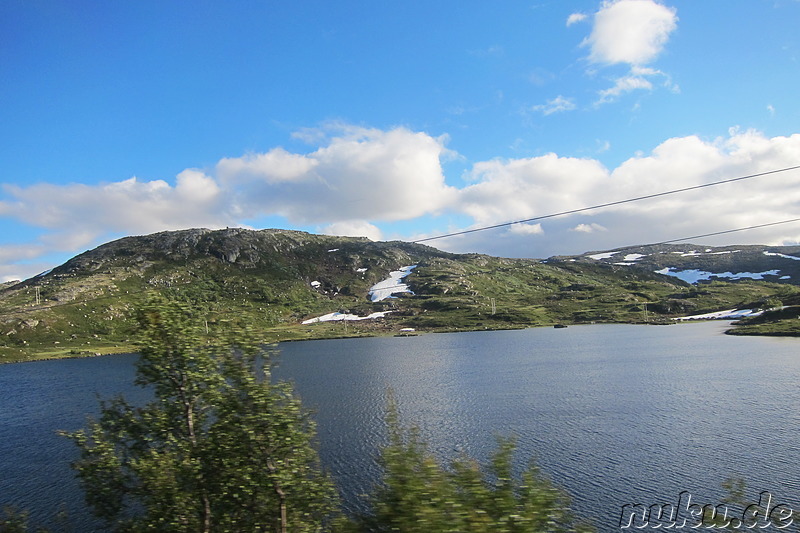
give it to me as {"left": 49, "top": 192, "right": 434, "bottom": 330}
{"left": 2, "top": 322, "right": 800, "bottom": 531}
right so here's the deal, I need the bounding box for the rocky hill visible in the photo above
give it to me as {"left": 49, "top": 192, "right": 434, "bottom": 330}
{"left": 2, "top": 229, "right": 799, "bottom": 362}
{"left": 551, "top": 244, "right": 800, "bottom": 285}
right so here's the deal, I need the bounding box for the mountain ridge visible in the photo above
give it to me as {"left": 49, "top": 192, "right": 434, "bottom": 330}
{"left": 2, "top": 228, "right": 799, "bottom": 362}
{"left": 551, "top": 243, "right": 800, "bottom": 284}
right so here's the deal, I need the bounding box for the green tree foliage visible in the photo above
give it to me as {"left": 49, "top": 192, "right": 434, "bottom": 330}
{"left": 342, "top": 400, "right": 593, "bottom": 533}
{"left": 0, "top": 507, "right": 32, "bottom": 533}
{"left": 64, "top": 294, "right": 339, "bottom": 533}
{"left": 702, "top": 478, "right": 799, "bottom": 530}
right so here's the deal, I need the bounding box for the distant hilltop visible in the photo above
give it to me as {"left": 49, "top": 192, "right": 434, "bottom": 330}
{"left": 551, "top": 243, "right": 800, "bottom": 286}
{"left": 2, "top": 228, "right": 799, "bottom": 362}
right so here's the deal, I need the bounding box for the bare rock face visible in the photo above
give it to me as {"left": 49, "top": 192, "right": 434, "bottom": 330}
{"left": 21, "top": 228, "right": 452, "bottom": 295}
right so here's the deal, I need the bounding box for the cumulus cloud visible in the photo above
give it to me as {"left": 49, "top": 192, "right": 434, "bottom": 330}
{"left": 2, "top": 172, "right": 230, "bottom": 238}
{"left": 572, "top": 223, "right": 607, "bottom": 233}
{"left": 596, "top": 72, "right": 653, "bottom": 103}
{"left": 509, "top": 222, "right": 544, "bottom": 235}
{"left": 3, "top": 124, "right": 800, "bottom": 278}
{"left": 458, "top": 153, "right": 610, "bottom": 225}
{"left": 0, "top": 243, "right": 47, "bottom": 265}
{"left": 439, "top": 130, "right": 800, "bottom": 258}
{"left": 531, "top": 95, "right": 577, "bottom": 115}
{"left": 584, "top": 0, "right": 678, "bottom": 66}
{"left": 566, "top": 12, "right": 588, "bottom": 26}
{"left": 217, "top": 149, "right": 319, "bottom": 184}
{"left": 219, "top": 125, "right": 457, "bottom": 224}
{"left": 0, "top": 124, "right": 459, "bottom": 279}
{"left": 1, "top": 264, "right": 43, "bottom": 283}
{"left": 0, "top": 172, "right": 234, "bottom": 281}
{"left": 0, "top": 125, "right": 457, "bottom": 238}
{"left": 579, "top": 0, "right": 678, "bottom": 104}
{"left": 0, "top": 242, "right": 70, "bottom": 282}
{"left": 321, "top": 220, "right": 383, "bottom": 241}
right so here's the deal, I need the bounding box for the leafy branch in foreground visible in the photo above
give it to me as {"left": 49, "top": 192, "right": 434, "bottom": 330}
{"left": 59, "top": 292, "right": 591, "bottom": 532}
{"left": 340, "top": 399, "right": 593, "bottom": 533}
{"left": 0, "top": 507, "right": 34, "bottom": 533}
{"left": 63, "top": 294, "right": 338, "bottom": 533}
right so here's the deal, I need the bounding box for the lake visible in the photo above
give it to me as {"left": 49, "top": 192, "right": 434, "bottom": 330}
{"left": 2, "top": 322, "right": 800, "bottom": 531}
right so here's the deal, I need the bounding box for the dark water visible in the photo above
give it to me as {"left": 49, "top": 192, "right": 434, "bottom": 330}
{"left": 2, "top": 322, "right": 800, "bottom": 531}
{"left": 0, "top": 353, "right": 149, "bottom": 531}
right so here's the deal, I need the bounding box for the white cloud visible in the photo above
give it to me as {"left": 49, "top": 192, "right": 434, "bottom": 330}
{"left": 3, "top": 125, "right": 800, "bottom": 277}
{"left": 0, "top": 243, "right": 46, "bottom": 265}
{"left": 0, "top": 124, "right": 459, "bottom": 278}
{"left": 0, "top": 241, "right": 77, "bottom": 282}
{"left": 321, "top": 220, "right": 383, "bottom": 241}
{"left": 580, "top": 0, "right": 678, "bottom": 104}
{"left": 596, "top": 73, "right": 653, "bottom": 103}
{"left": 3, "top": 174, "right": 230, "bottom": 236}
{"left": 584, "top": 0, "right": 678, "bottom": 66}
{"left": 509, "top": 222, "right": 544, "bottom": 235}
{"left": 566, "top": 12, "right": 588, "bottom": 26}
{"left": 1, "top": 125, "right": 457, "bottom": 236}
{"left": 220, "top": 125, "right": 457, "bottom": 224}
{"left": 217, "top": 149, "right": 319, "bottom": 183}
{"left": 175, "top": 169, "right": 222, "bottom": 204}
{"left": 572, "top": 223, "right": 607, "bottom": 233}
{"left": 594, "top": 67, "right": 677, "bottom": 104}
{"left": 439, "top": 130, "right": 800, "bottom": 258}
{"left": 1, "top": 268, "right": 30, "bottom": 283}
{"left": 458, "top": 153, "right": 610, "bottom": 225}
{"left": 38, "top": 230, "right": 101, "bottom": 253}
{"left": 531, "top": 95, "right": 577, "bottom": 115}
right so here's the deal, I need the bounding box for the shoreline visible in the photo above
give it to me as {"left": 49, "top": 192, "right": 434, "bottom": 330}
{"left": 4, "top": 317, "right": 792, "bottom": 365}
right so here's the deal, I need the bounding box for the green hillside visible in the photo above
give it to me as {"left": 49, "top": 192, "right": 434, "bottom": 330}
{"left": 2, "top": 228, "right": 798, "bottom": 362}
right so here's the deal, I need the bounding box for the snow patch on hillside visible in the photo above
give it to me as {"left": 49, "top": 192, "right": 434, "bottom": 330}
{"left": 588, "top": 252, "right": 617, "bottom": 260}
{"left": 369, "top": 265, "right": 417, "bottom": 302}
{"left": 655, "top": 268, "right": 781, "bottom": 284}
{"left": 302, "top": 311, "right": 392, "bottom": 324}
{"left": 764, "top": 251, "right": 800, "bottom": 261}
{"left": 672, "top": 250, "right": 740, "bottom": 257}
{"left": 623, "top": 253, "right": 645, "bottom": 261}
{"left": 710, "top": 250, "right": 739, "bottom": 255}
{"left": 675, "top": 308, "right": 763, "bottom": 321}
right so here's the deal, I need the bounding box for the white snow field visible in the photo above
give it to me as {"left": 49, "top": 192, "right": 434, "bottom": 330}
{"left": 368, "top": 265, "right": 417, "bottom": 302}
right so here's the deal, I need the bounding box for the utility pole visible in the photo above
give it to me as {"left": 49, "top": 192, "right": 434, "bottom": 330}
{"left": 35, "top": 287, "right": 40, "bottom": 306}
{"left": 491, "top": 298, "right": 496, "bottom": 315}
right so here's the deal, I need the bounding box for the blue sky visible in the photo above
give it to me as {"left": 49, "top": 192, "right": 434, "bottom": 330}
{"left": 2, "top": 0, "right": 800, "bottom": 281}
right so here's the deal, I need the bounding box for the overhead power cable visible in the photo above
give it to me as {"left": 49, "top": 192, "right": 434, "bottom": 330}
{"left": 412, "top": 164, "right": 800, "bottom": 244}
{"left": 642, "top": 217, "right": 800, "bottom": 247}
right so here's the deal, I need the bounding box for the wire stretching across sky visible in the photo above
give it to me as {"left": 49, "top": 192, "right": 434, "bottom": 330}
{"left": 644, "top": 217, "right": 800, "bottom": 247}
{"left": 412, "top": 165, "right": 800, "bottom": 244}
